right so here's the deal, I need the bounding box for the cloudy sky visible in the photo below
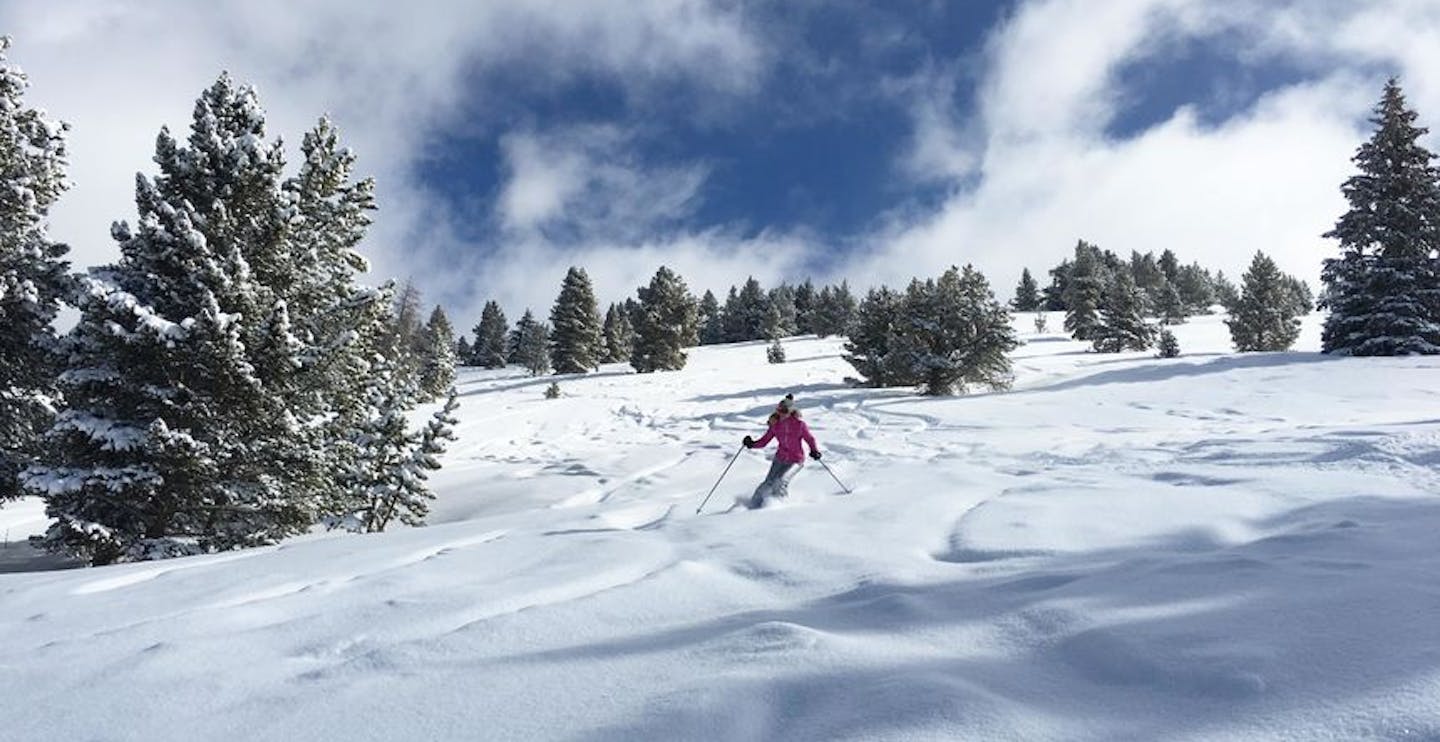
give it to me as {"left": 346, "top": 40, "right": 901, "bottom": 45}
{"left": 5, "top": 0, "right": 1439, "bottom": 327}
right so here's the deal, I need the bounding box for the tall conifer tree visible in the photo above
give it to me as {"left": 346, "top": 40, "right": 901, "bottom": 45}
{"left": 0, "top": 39, "right": 70, "bottom": 504}
{"left": 1322, "top": 78, "right": 1440, "bottom": 355}
{"left": 548, "top": 266, "right": 603, "bottom": 373}
{"left": 1228, "top": 252, "right": 1302, "bottom": 352}
{"left": 472, "top": 300, "right": 509, "bottom": 368}
{"left": 631, "top": 267, "right": 697, "bottom": 372}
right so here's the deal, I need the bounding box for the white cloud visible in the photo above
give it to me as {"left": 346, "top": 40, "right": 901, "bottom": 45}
{"left": 862, "top": 0, "right": 1440, "bottom": 299}
{"left": 497, "top": 125, "right": 708, "bottom": 239}
{"left": 0, "top": 0, "right": 769, "bottom": 322}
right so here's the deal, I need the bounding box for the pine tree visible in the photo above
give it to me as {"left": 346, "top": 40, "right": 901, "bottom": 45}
{"left": 390, "top": 279, "right": 425, "bottom": 368}
{"left": 548, "top": 266, "right": 603, "bottom": 374}
{"left": 698, "top": 289, "right": 724, "bottom": 345}
{"left": 631, "top": 266, "right": 698, "bottom": 372}
{"left": 1092, "top": 272, "right": 1153, "bottom": 353}
{"left": 276, "top": 114, "right": 389, "bottom": 538}
{"left": 1129, "top": 251, "right": 1166, "bottom": 312}
{"left": 24, "top": 75, "right": 318, "bottom": 563}
{"left": 601, "top": 302, "right": 634, "bottom": 363}
{"left": 890, "top": 266, "right": 1019, "bottom": 395}
{"left": 1321, "top": 78, "right": 1440, "bottom": 356}
{"left": 767, "top": 338, "right": 786, "bottom": 364}
{"left": 1157, "top": 329, "right": 1180, "bottom": 358}
{"left": 1158, "top": 249, "right": 1181, "bottom": 286}
{"left": 1157, "top": 281, "right": 1187, "bottom": 325}
{"left": 813, "top": 281, "right": 858, "bottom": 337}
{"left": 1282, "top": 276, "right": 1314, "bottom": 317}
{"left": 1212, "top": 271, "right": 1241, "bottom": 314}
{"left": 1011, "top": 268, "right": 1041, "bottom": 312}
{"left": 508, "top": 309, "right": 535, "bottom": 364}
{"left": 728, "top": 277, "right": 769, "bottom": 341}
{"left": 762, "top": 298, "right": 786, "bottom": 341}
{"left": 768, "top": 284, "right": 798, "bottom": 338}
{"left": 720, "top": 285, "right": 743, "bottom": 342}
{"left": 343, "top": 368, "right": 457, "bottom": 533}
{"left": 1042, "top": 259, "right": 1072, "bottom": 311}
{"left": 1063, "top": 241, "right": 1106, "bottom": 341}
{"left": 455, "top": 335, "right": 473, "bottom": 365}
{"left": 842, "top": 287, "right": 904, "bottom": 387}
{"left": 793, "top": 279, "right": 817, "bottom": 334}
{"left": 1228, "top": 251, "right": 1302, "bottom": 352}
{"left": 0, "top": 39, "right": 70, "bottom": 505}
{"left": 1175, "top": 263, "right": 1215, "bottom": 314}
{"left": 418, "top": 306, "right": 457, "bottom": 398}
{"left": 472, "top": 300, "right": 509, "bottom": 368}
{"left": 511, "top": 310, "right": 550, "bottom": 375}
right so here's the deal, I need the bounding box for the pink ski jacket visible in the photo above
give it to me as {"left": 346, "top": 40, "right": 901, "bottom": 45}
{"left": 753, "top": 415, "right": 819, "bottom": 464}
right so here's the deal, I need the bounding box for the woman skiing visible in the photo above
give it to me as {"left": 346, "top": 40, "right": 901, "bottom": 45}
{"left": 743, "top": 394, "right": 822, "bottom": 508}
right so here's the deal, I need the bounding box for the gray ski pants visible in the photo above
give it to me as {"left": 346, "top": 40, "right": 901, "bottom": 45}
{"left": 750, "top": 458, "right": 801, "bottom": 509}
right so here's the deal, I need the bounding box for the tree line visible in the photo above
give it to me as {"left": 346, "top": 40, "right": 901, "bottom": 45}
{"left": 457, "top": 270, "right": 860, "bottom": 377}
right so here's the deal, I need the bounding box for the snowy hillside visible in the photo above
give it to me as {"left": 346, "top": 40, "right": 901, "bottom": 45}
{"left": 4, "top": 313, "right": 1440, "bottom": 741}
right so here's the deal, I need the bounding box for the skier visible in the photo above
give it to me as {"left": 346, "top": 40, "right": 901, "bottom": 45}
{"left": 742, "top": 394, "right": 822, "bottom": 508}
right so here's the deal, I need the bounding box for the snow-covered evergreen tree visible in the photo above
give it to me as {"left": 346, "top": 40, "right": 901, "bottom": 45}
{"left": 767, "top": 338, "right": 786, "bottom": 364}
{"left": 511, "top": 310, "right": 550, "bottom": 376}
{"left": 1063, "top": 241, "right": 1106, "bottom": 341}
{"left": 1174, "top": 264, "right": 1215, "bottom": 314}
{"left": 762, "top": 297, "right": 786, "bottom": 341}
{"left": 1321, "top": 78, "right": 1440, "bottom": 356}
{"left": 548, "top": 266, "right": 603, "bottom": 373}
{"left": 418, "top": 306, "right": 457, "bottom": 398}
{"left": 1228, "top": 251, "right": 1302, "bottom": 352}
{"left": 455, "top": 335, "right": 473, "bottom": 365}
{"left": 813, "top": 281, "right": 858, "bottom": 337}
{"left": 601, "top": 302, "right": 634, "bottom": 363}
{"left": 1157, "top": 281, "right": 1187, "bottom": 325}
{"left": 389, "top": 279, "right": 425, "bottom": 368}
{"left": 793, "top": 279, "right": 817, "bottom": 334}
{"left": 342, "top": 365, "right": 457, "bottom": 533}
{"left": 472, "top": 300, "right": 508, "bottom": 368}
{"left": 1158, "top": 249, "right": 1181, "bottom": 286}
{"left": 725, "top": 277, "right": 769, "bottom": 342}
{"left": 891, "top": 266, "right": 1019, "bottom": 395}
{"left": 698, "top": 289, "right": 724, "bottom": 345}
{"left": 631, "top": 266, "right": 697, "bottom": 373}
{"left": 1282, "top": 276, "right": 1314, "bottom": 317}
{"left": 1092, "top": 272, "right": 1153, "bottom": 353}
{"left": 1043, "top": 259, "right": 1072, "bottom": 311}
{"left": 24, "top": 75, "right": 319, "bottom": 563}
{"left": 1011, "top": 268, "right": 1041, "bottom": 312}
{"left": 1129, "top": 251, "right": 1166, "bottom": 313}
{"left": 843, "top": 286, "right": 905, "bottom": 387}
{"left": 0, "top": 38, "right": 70, "bottom": 504}
{"left": 768, "top": 284, "right": 798, "bottom": 338}
{"left": 1157, "top": 329, "right": 1180, "bottom": 358}
{"left": 1212, "top": 271, "right": 1240, "bottom": 314}
{"left": 280, "top": 115, "right": 393, "bottom": 531}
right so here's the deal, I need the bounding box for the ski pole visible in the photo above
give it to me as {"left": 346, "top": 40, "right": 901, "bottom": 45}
{"left": 816, "top": 458, "right": 852, "bottom": 494}
{"left": 696, "top": 444, "right": 746, "bottom": 514}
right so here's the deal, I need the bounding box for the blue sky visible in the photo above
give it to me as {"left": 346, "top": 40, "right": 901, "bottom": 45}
{"left": 6, "top": 1, "right": 1440, "bottom": 325}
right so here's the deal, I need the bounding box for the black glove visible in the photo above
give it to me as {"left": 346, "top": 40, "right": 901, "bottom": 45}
{"left": 810, "top": 450, "right": 822, "bottom": 460}
{"left": 743, "top": 436, "right": 755, "bottom": 449}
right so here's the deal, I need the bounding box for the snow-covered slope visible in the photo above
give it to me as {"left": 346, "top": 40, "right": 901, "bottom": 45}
{"left": 4, "top": 313, "right": 1440, "bottom": 741}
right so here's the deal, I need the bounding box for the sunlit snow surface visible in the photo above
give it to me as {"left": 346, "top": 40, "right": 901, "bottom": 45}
{"left": 4, "top": 313, "right": 1440, "bottom": 741}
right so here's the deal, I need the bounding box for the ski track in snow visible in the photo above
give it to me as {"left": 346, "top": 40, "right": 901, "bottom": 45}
{"left": 5, "top": 313, "right": 1440, "bottom": 741}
